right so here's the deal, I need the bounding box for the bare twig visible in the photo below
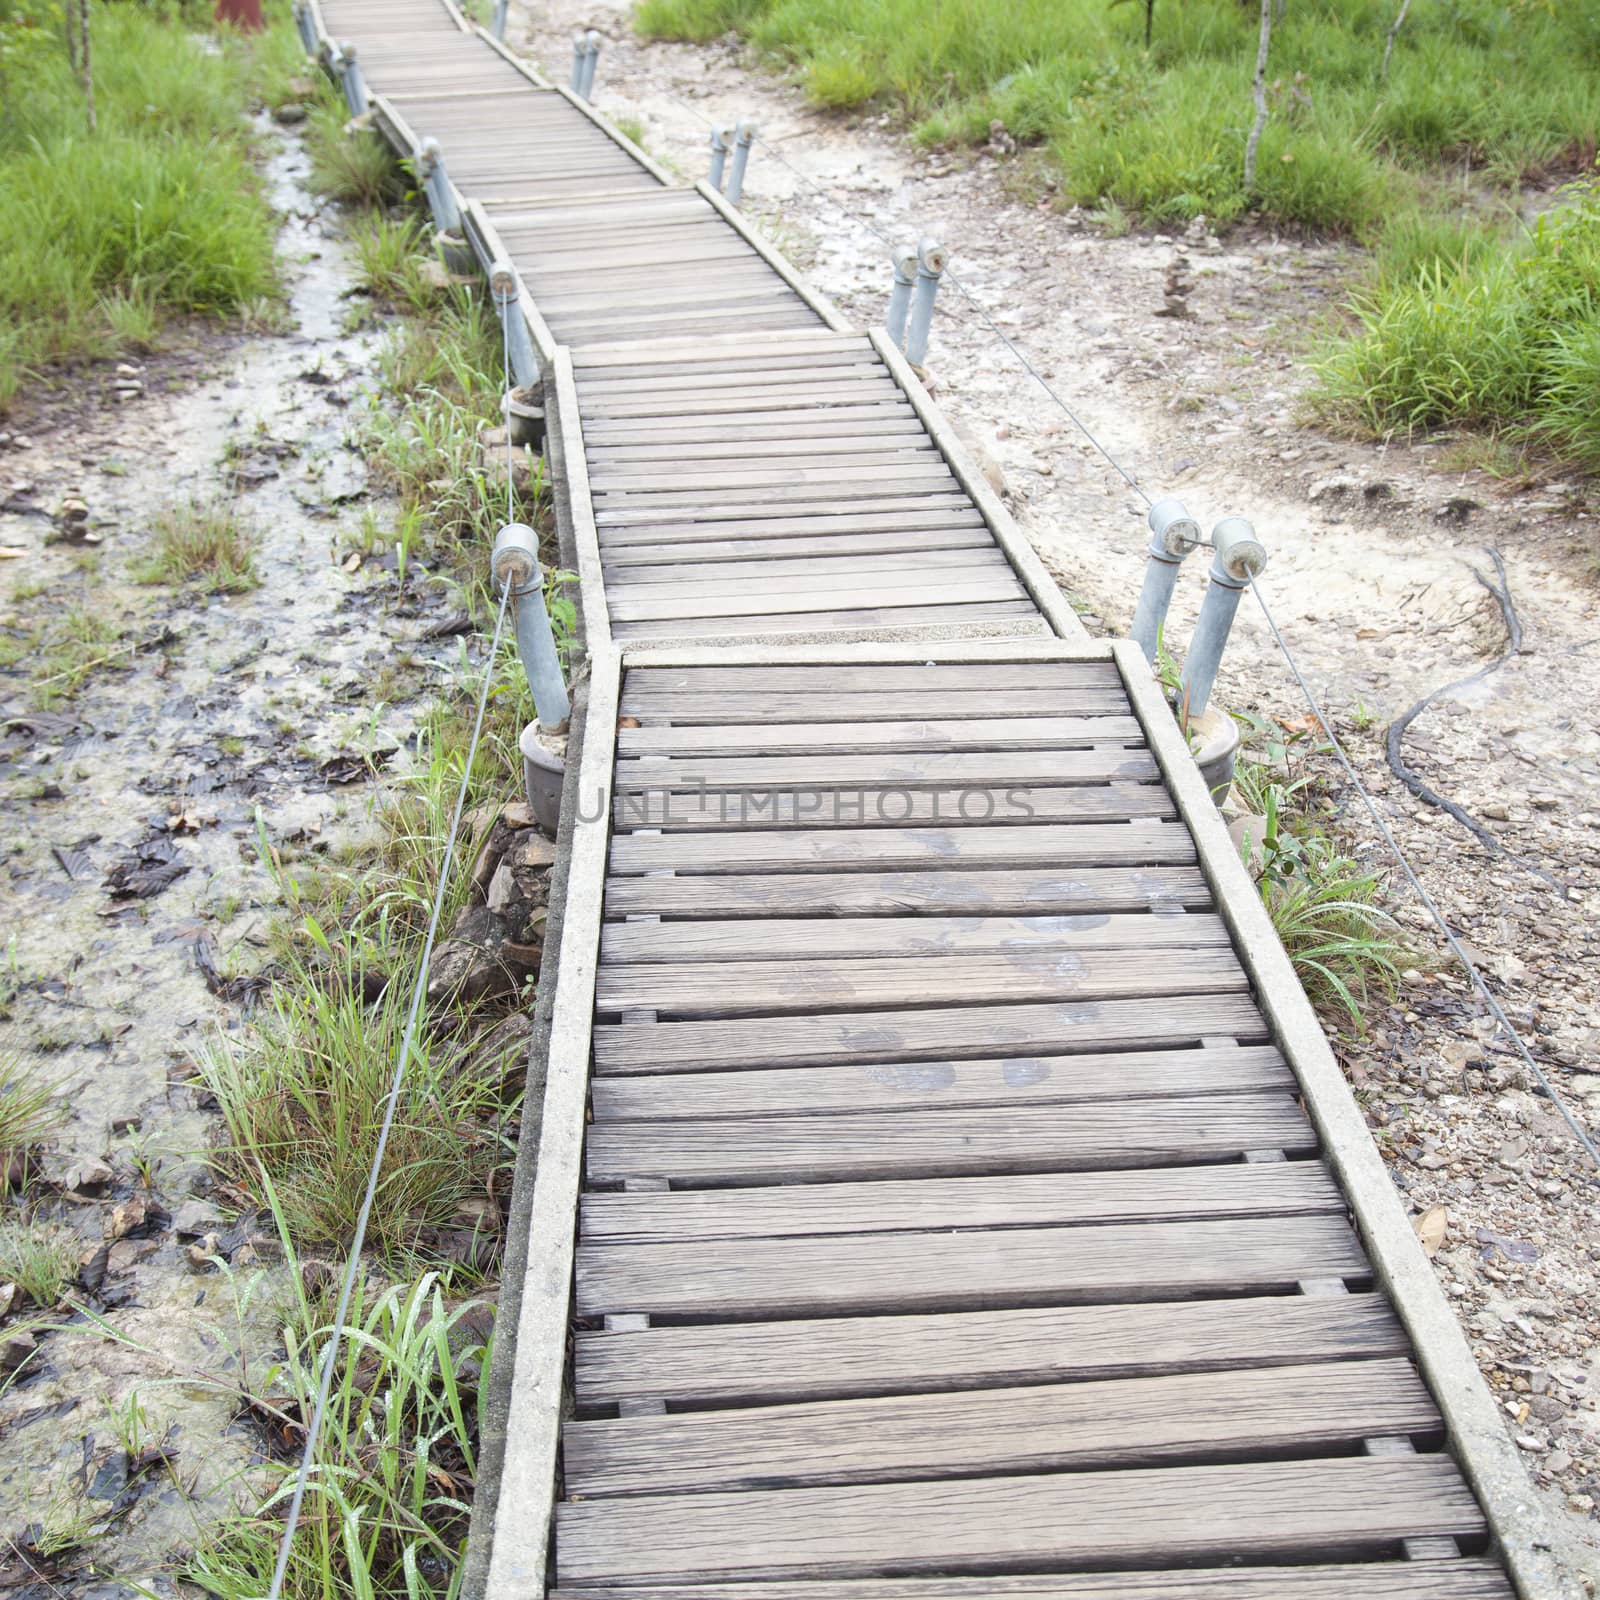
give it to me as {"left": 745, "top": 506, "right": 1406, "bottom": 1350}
{"left": 1381, "top": 0, "right": 1414, "bottom": 81}
{"left": 1384, "top": 549, "right": 1561, "bottom": 887}
{"left": 1243, "top": 0, "right": 1273, "bottom": 194}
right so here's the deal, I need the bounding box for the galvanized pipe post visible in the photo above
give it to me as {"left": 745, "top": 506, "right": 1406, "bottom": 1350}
{"left": 491, "top": 0, "right": 508, "bottom": 40}
{"left": 1129, "top": 497, "right": 1201, "bottom": 665}
{"left": 492, "top": 525, "right": 571, "bottom": 731}
{"left": 490, "top": 260, "right": 539, "bottom": 391}
{"left": 725, "top": 120, "right": 756, "bottom": 205}
{"left": 338, "top": 41, "right": 368, "bottom": 116}
{"left": 903, "top": 236, "right": 946, "bottom": 366}
{"left": 1179, "top": 515, "right": 1269, "bottom": 718}
{"left": 708, "top": 125, "right": 731, "bottom": 190}
{"left": 416, "top": 138, "right": 461, "bottom": 234}
{"left": 884, "top": 245, "right": 918, "bottom": 349}
{"left": 570, "top": 34, "right": 586, "bottom": 91}
{"left": 578, "top": 31, "right": 601, "bottom": 98}
{"left": 292, "top": 1, "right": 315, "bottom": 52}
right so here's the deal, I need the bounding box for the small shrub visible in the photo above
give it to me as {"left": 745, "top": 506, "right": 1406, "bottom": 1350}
{"left": 137, "top": 500, "right": 259, "bottom": 593}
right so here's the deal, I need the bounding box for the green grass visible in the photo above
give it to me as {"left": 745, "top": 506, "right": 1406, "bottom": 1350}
{"left": 0, "top": 1219, "right": 78, "bottom": 1308}
{"left": 185, "top": 1254, "right": 493, "bottom": 1600}
{"left": 0, "top": 3, "right": 285, "bottom": 410}
{"left": 636, "top": 0, "right": 1600, "bottom": 233}
{"left": 136, "top": 498, "right": 261, "bottom": 592}
{"left": 0, "top": 1051, "right": 65, "bottom": 1191}
{"left": 1317, "top": 184, "right": 1600, "bottom": 472}
{"left": 1230, "top": 719, "right": 1407, "bottom": 1028}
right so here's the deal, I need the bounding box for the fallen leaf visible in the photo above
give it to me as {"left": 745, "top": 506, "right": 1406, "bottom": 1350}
{"left": 1413, "top": 1205, "right": 1447, "bottom": 1257}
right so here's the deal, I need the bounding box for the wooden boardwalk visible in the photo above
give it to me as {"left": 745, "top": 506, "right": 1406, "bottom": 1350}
{"left": 303, "top": 3, "right": 1564, "bottom": 1595}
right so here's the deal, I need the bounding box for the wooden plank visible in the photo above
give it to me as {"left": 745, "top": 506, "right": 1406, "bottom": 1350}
{"left": 553, "top": 1458, "right": 1487, "bottom": 1586}
{"left": 563, "top": 1358, "right": 1438, "bottom": 1497}
{"left": 587, "top": 416, "right": 931, "bottom": 449}
{"left": 588, "top": 435, "right": 936, "bottom": 464}
{"left": 598, "top": 509, "right": 982, "bottom": 544}
{"left": 606, "top": 819, "right": 1182, "bottom": 871}
{"left": 584, "top": 1092, "right": 1310, "bottom": 1184}
{"left": 576, "top": 1212, "right": 1361, "bottom": 1318}
{"left": 603, "top": 549, "right": 1003, "bottom": 589}
{"left": 616, "top": 681, "right": 1126, "bottom": 717}
{"left": 623, "top": 662, "right": 1122, "bottom": 693}
{"left": 610, "top": 783, "right": 1174, "bottom": 829}
{"left": 588, "top": 1043, "right": 1283, "bottom": 1123}
{"left": 593, "top": 946, "right": 1248, "bottom": 1017}
{"left": 581, "top": 381, "right": 906, "bottom": 419}
{"left": 599, "top": 911, "right": 1224, "bottom": 962}
{"left": 592, "top": 992, "right": 1269, "bottom": 1073}
{"left": 602, "top": 864, "right": 1211, "bottom": 917}
{"left": 552, "top": 305, "right": 824, "bottom": 342}
{"left": 595, "top": 463, "right": 953, "bottom": 495}
{"left": 573, "top": 1293, "right": 1409, "bottom": 1411}
{"left": 608, "top": 565, "right": 1011, "bottom": 608}
{"left": 570, "top": 327, "right": 859, "bottom": 365}
{"left": 616, "top": 714, "right": 1142, "bottom": 756}
{"left": 609, "top": 601, "right": 1047, "bottom": 641}
{"left": 603, "top": 529, "right": 996, "bottom": 568}
{"left": 550, "top": 1563, "right": 1514, "bottom": 1599}
{"left": 580, "top": 1158, "right": 1338, "bottom": 1242}
{"left": 579, "top": 363, "right": 889, "bottom": 399}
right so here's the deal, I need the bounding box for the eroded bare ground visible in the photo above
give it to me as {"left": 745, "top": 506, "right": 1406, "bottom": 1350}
{"left": 0, "top": 124, "right": 487, "bottom": 1596}
{"left": 511, "top": 0, "right": 1600, "bottom": 1564}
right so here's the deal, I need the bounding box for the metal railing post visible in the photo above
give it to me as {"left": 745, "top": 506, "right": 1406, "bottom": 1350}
{"left": 338, "top": 41, "right": 368, "bottom": 116}
{"left": 1129, "top": 497, "right": 1201, "bottom": 665}
{"left": 490, "top": 261, "right": 539, "bottom": 391}
{"left": 491, "top": 0, "right": 508, "bottom": 40}
{"left": 725, "top": 120, "right": 756, "bottom": 204}
{"left": 577, "top": 31, "right": 601, "bottom": 98}
{"left": 885, "top": 245, "right": 917, "bottom": 348}
{"left": 903, "top": 236, "right": 946, "bottom": 365}
{"left": 708, "top": 125, "right": 731, "bottom": 190}
{"left": 292, "top": 1, "right": 315, "bottom": 51}
{"left": 570, "top": 34, "right": 586, "bottom": 91}
{"left": 492, "top": 525, "right": 571, "bottom": 731}
{"left": 416, "top": 138, "right": 461, "bottom": 234}
{"left": 1180, "top": 515, "right": 1269, "bottom": 717}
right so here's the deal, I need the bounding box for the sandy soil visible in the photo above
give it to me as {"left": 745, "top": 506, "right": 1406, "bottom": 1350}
{"left": 509, "top": 0, "right": 1600, "bottom": 1569}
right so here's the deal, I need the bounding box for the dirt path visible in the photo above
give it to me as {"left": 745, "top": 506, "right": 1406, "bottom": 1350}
{"left": 510, "top": 0, "right": 1600, "bottom": 1562}
{"left": 0, "top": 119, "right": 475, "bottom": 1595}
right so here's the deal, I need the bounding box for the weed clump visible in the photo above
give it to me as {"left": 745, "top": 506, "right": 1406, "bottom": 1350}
{"left": 137, "top": 499, "right": 260, "bottom": 593}
{"left": 0, "top": 1052, "right": 64, "bottom": 1191}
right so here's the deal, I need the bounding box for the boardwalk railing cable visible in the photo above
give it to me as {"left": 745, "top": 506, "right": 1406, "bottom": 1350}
{"left": 1248, "top": 574, "right": 1600, "bottom": 1177}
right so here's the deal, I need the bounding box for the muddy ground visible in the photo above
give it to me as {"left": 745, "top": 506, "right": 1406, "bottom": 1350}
{"left": 0, "top": 120, "right": 490, "bottom": 1594}
{"left": 510, "top": 0, "right": 1600, "bottom": 1562}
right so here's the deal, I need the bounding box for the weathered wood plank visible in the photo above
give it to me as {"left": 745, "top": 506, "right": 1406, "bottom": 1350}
{"left": 581, "top": 380, "right": 907, "bottom": 419}
{"left": 553, "top": 1456, "right": 1482, "bottom": 1585}
{"left": 616, "top": 715, "right": 1140, "bottom": 756}
{"left": 598, "top": 910, "right": 1223, "bottom": 962}
{"left": 609, "top": 601, "right": 1046, "bottom": 641}
{"left": 597, "top": 508, "right": 982, "bottom": 542}
{"left": 610, "top": 783, "right": 1174, "bottom": 830}
{"left": 583, "top": 1092, "right": 1309, "bottom": 1183}
{"left": 624, "top": 662, "right": 1122, "bottom": 693}
{"left": 596, "top": 491, "right": 962, "bottom": 526}
{"left": 586, "top": 417, "right": 932, "bottom": 449}
{"left": 589, "top": 430, "right": 928, "bottom": 462}
{"left": 601, "top": 864, "right": 1211, "bottom": 917}
{"left": 576, "top": 1212, "right": 1360, "bottom": 1317}
{"left": 607, "top": 819, "right": 1182, "bottom": 871}
{"left": 592, "top": 992, "right": 1269, "bottom": 1073}
{"left": 580, "top": 1157, "right": 1337, "bottom": 1241}
{"left": 602, "top": 530, "right": 996, "bottom": 569}
{"left": 588, "top": 1043, "right": 1281, "bottom": 1123}
{"left": 608, "top": 567, "right": 1016, "bottom": 610}
{"left": 569, "top": 327, "right": 859, "bottom": 366}
{"left": 594, "top": 946, "right": 1247, "bottom": 1017}
{"left": 549, "top": 1562, "right": 1514, "bottom": 1599}
{"left": 563, "top": 1358, "right": 1437, "bottom": 1497}
{"left": 572, "top": 1293, "right": 1408, "bottom": 1410}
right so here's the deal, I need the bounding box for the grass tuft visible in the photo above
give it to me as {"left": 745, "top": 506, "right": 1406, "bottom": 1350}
{"left": 0, "top": 1052, "right": 65, "bottom": 1191}
{"left": 137, "top": 499, "right": 261, "bottom": 593}
{"left": 0, "top": 1219, "right": 78, "bottom": 1309}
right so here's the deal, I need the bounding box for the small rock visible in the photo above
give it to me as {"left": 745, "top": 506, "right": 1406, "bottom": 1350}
{"left": 1482, "top": 802, "right": 1510, "bottom": 821}
{"left": 0, "top": 1282, "right": 14, "bottom": 1319}
{"left": 110, "top": 1114, "right": 141, "bottom": 1135}
{"left": 273, "top": 101, "right": 308, "bottom": 126}
{"left": 62, "top": 1154, "right": 114, "bottom": 1193}
{"left": 170, "top": 1200, "right": 222, "bottom": 1237}
{"left": 0, "top": 1328, "right": 36, "bottom": 1373}
{"left": 1514, "top": 1434, "right": 1545, "bottom": 1451}
{"left": 185, "top": 1233, "right": 221, "bottom": 1270}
